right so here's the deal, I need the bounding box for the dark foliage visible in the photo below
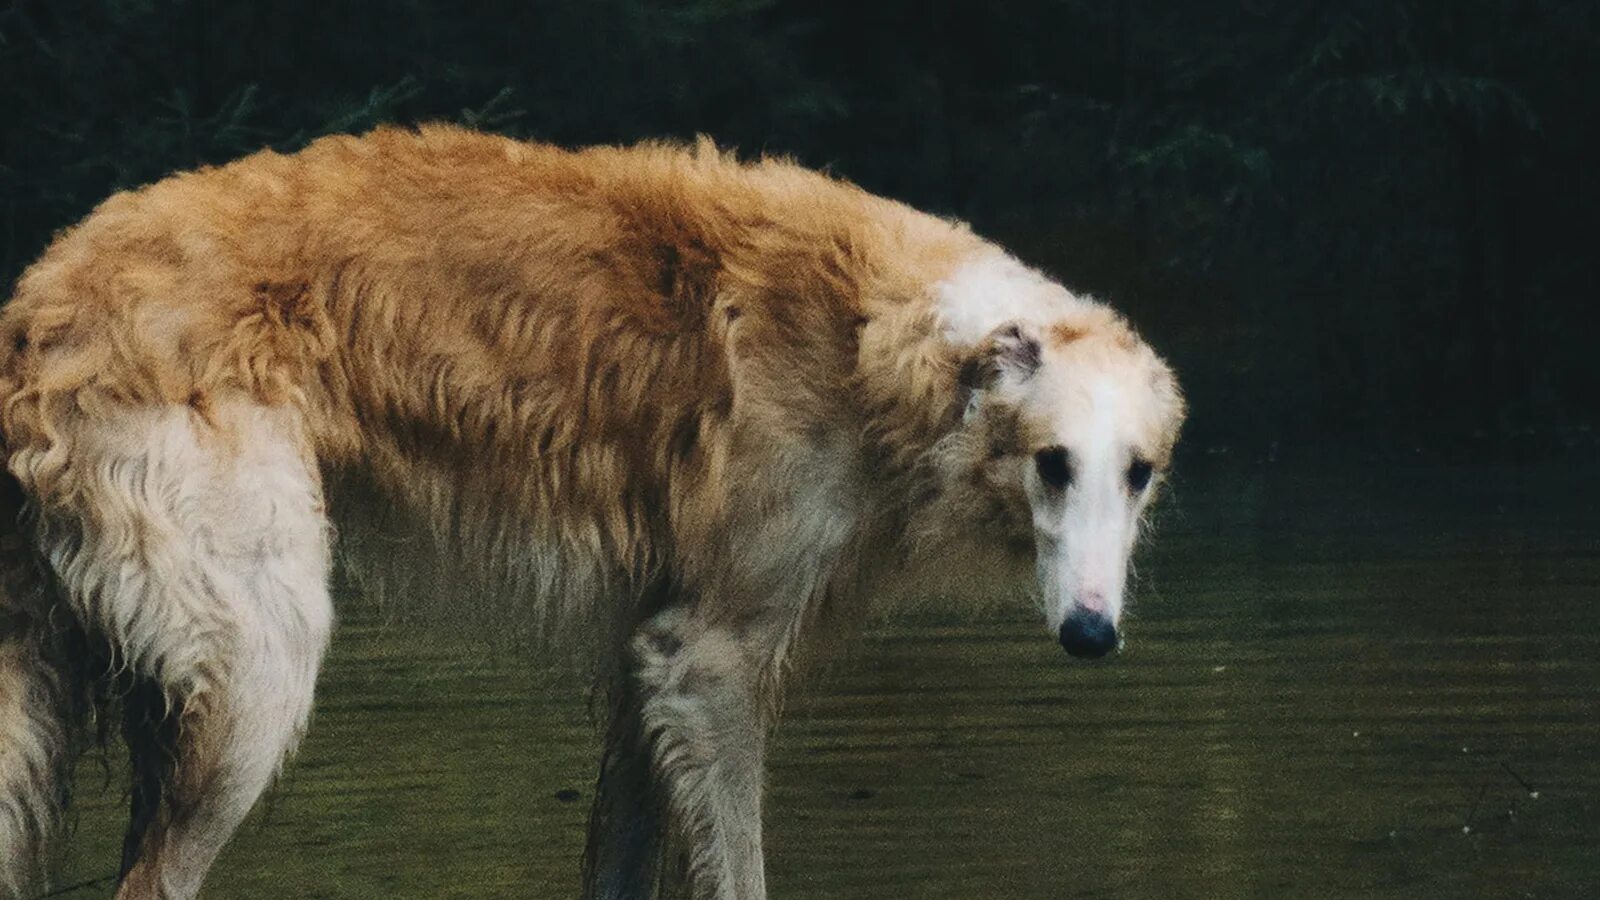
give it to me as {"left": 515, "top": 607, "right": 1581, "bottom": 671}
{"left": 3, "top": 0, "right": 1595, "bottom": 456}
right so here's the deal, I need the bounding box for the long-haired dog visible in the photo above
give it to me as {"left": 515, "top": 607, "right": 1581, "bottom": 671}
{"left": 0, "top": 125, "right": 1184, "bottom": 900}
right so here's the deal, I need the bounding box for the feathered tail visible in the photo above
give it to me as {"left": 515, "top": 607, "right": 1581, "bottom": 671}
{"left": 0, "top": 470, "right": 85, "bottom": 899}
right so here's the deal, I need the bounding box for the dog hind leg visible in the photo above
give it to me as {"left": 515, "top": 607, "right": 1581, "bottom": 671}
{"left": 19, "top": 405, "right": 332, "bottom": 900}
{"left": 118, "top": 676, "right": 178, "bottom": 881}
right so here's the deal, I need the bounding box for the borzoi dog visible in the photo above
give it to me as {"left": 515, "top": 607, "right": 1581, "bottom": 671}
{"left": 0, "top": 125, "right": 1184, "bottom": 900}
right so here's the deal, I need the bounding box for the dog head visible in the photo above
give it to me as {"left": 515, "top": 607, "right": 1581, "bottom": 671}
{"left": 926, "top": 255, "right": 1185, "bottom": 658}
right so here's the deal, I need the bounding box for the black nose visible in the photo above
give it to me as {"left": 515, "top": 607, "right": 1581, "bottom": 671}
{"left": 1059, "top": 609, "right": 1118, "bottom": 659}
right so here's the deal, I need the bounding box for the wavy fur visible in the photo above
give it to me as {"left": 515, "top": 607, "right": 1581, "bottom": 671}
{"left": 0, "top": 125, "right": 1183, "bottom": 899}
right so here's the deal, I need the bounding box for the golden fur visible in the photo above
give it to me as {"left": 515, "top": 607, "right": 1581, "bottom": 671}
{"left": 1, "top": 126, "right": 990, "bottom": 631}
{"left": 0, "top": 124, "right": 1183, "bottom": 900}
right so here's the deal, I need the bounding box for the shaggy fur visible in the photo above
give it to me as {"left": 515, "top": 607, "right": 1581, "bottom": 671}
{"left": 0, "top": 124, "right": 1183, "bottom": 900}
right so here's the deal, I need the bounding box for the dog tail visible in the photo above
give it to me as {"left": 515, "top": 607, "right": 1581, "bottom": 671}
{"left": 0, "top": 468, "right": 87, "bottom": 900}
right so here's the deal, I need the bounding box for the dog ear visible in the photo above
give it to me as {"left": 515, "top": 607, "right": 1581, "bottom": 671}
{"left": 959, "top": 321, "right": 1042, "bottom": 392}
{"left": 956, "top": 321, "right": 1041, "bottom": 421}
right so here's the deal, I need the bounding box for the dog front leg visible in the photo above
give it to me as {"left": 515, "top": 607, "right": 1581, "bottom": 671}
{"left": 633, "top": 609, "right": 770, "bottom": 900}
{"left": 584, "top": 677, "right": 663, "bottom": 900}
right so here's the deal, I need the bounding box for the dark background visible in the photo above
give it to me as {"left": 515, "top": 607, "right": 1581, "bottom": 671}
{"left": 3, "top": 0, "right": 1595, "bottom": 460}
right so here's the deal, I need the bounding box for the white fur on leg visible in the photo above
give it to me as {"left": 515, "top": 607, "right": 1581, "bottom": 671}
{"left": 634, "top": 609, "right": 768, "bottom": 900}
{"left": 17, "top": 403, "right": 332, "bottom": 900}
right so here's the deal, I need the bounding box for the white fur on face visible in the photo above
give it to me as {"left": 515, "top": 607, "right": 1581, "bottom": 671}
{"left": 934, "top": 251, "right": 1088, "bottom": 346}
{"left": 1025, "top": 371, "right": 1158, "bottom": 635}
{"left": 937, "top": 252, "right": 1170, "bottom": 639}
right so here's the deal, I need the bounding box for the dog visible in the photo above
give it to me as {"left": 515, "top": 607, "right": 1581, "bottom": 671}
{"left": 0, "top": 124, "right": 1184, "bottom": 899}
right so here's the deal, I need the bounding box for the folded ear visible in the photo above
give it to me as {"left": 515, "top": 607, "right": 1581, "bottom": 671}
{"left": 958, "top": 321, "right": 1042, "bottom": 392}
{"left": 955, "top": 321, "right": 1041, "bottom": 422}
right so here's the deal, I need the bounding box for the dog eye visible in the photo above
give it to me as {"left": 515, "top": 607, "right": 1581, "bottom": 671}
{"left": 1034, "top": 447, "right": 1072, "bottom": 490}
{"left": 1126, "top": 458, "right": 1155, "bottom": 493}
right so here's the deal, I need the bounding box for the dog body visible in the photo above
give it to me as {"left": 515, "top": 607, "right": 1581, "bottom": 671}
{"left": 0, "top": 126, "right": 1183, "bottom": 899}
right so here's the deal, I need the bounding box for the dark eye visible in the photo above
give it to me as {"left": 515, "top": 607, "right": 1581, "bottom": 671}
{"left": 1126, "top": 458, "right": 1155, "bottom": 492}
{"left": 1034, "top": 446, "right": 1072, "bottom": 490}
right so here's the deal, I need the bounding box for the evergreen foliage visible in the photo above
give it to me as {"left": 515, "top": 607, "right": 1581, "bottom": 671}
{"left": 3, "top": 0, "right": 1594, "bottom": 454}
